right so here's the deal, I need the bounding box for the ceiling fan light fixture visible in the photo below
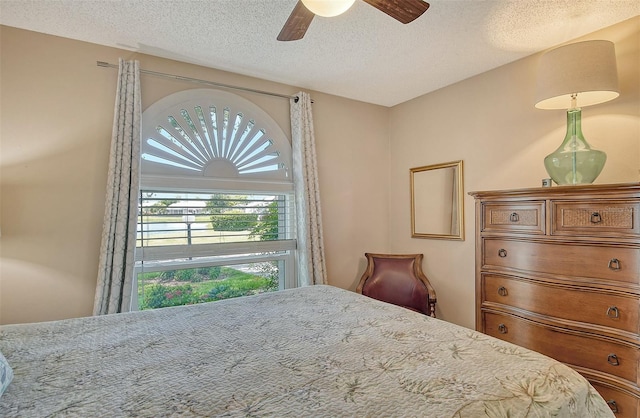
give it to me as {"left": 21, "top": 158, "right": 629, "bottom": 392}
{"left": 278, "top": 0, "right": 429, "bottom": 41}
{"left": 300, "top": 0, "right": 356, "bottom": 17}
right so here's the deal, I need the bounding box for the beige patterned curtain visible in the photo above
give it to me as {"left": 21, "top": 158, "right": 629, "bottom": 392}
{"left": 290, "top": 92, "right": 327, "bottom": 286}
{"left": 93, "top": 59, "right": 141, "bottom": 315}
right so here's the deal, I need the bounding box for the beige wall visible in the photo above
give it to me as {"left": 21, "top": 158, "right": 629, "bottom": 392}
{"left": 388, "top": 16, "right": 640, "bottom": 328}
{"left": 1, "top": 17, "right": 638, "bottom": 327}
{"left": 0, "top": 26, "right": 389, "bottom": 324}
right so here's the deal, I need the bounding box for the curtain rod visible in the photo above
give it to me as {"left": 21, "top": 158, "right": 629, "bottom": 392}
{"left": 97, "top": 61, "right": 301, "bottom": 102}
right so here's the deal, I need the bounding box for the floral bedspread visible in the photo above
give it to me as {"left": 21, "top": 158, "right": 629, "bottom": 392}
{"left": 0, "top": 285, "right": 613, "bottom": 417}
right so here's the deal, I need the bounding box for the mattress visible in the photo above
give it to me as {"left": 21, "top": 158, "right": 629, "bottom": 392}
{"left": 0, "top": 285, "right": 613, "bottom": 417}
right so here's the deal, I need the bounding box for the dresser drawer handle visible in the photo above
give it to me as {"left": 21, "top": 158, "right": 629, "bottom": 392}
{"left": 509, "top": 212, "right": 519, "bottom": 222}
{"left": 497, "top": 286, "right": 508, "bottom": 296}
{"left": 498, "top": 249, "right": 507, "bottom": 258}
{"left": 606, "top": 400, "right": 619, "bottom": 413}
{"left": 607, "top": 353, "right": 620, "bottom": 366}
{"left": 606, "top": 306, "right": 620, "bottom": 319}
{"left": 590, "top": 212, "right": 603, "bottom": 223}
{"left": 497, "top": 324, "right": 508, "bottom": 334}
{"left": 608, "top": 258, "right": 621, "bottom": 270}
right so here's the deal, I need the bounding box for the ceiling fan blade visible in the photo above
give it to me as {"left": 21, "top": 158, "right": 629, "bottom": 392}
{"left": 362, "top": 0, "right": 430, "bottom": 24}
{"left": 277, "top": 1, "right": 315, "bottom": 41}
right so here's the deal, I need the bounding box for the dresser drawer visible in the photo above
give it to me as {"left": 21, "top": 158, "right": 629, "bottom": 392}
{"left": 484, "top": 311, "right": 639, "bottom": 385}
{"left": 590, "top": 383, "right": 639, "bottom": 418}
{"left": 484, "top": 238, "right": 640, "bottom": 285}
{"left": 482, "top": 201, "right": 545, "bottom": 234}
{"left": 483, "top": 274, "right": 639, "bottom": 335}
{"left": 552, "top": 200, "right": 640, "bottom": 238}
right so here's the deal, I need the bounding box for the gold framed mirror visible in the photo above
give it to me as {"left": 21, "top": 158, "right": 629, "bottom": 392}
{"left": 410, "top": 160, "right": 464, "bottom": 240}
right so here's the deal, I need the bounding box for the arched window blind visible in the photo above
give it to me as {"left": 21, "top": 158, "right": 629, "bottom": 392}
{"left": 135, "top": 89, "right": 296, "bottom": 310}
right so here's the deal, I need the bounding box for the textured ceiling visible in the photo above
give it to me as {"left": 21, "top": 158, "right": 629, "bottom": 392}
{"left": 1, "top": 0, "right": 638, "bottom": 107}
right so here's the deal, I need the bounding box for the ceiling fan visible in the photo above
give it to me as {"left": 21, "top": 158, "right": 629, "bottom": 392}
{"left": 277, "top": 0, "right": 430, "bottom": 41}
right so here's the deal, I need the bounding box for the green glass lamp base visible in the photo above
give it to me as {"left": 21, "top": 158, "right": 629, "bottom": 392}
{"left": 543, "top": 108, "right": 606, "bottom": 185}
{"left": 544, "top": 149, "right": 606, "bottom": 185}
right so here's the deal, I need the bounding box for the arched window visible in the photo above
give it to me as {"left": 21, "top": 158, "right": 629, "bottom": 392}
{"left": 135, "top": 89, "right": 296, "bottom": 310}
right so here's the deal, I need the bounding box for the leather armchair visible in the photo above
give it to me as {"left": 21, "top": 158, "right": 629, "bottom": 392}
{"left": 356, "top": 253, "right": 437, "bottom": 317}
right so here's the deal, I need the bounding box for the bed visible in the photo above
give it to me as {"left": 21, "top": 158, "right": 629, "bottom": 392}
{"left": 0, "top": 285, "right": 613, "bottom": 417}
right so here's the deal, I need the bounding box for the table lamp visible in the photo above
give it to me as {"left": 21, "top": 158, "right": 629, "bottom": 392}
{"left": 535, "top": 40, "right": 619, "bottom": 185}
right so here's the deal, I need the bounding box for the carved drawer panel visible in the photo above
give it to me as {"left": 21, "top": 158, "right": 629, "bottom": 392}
{"left": 590, "top": 382, "right": 639, "bottom": 418}
{"left": 484, "top": 311, "right": 639, "bottom": 385}
{"left": 483, "top": 274, "right": 639, "bottom": 335}
{"left": 482, "top": 202, "right": 545, "bottom": 234}
{"left": 552, "top": 201, "right": 640, "bottom": 237}
{"left": 483, "top": 238, "right": 640, "bottom": 285}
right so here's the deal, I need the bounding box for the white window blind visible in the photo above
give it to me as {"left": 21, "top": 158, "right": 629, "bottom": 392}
{"left": 134, "top": 88, "right": 296, "bottom": 310}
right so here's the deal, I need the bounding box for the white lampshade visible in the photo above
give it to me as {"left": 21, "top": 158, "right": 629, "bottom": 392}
{"left": 301, "top": 0, "right": 356, "bottom": 17}
{"left": 535, "top": 40, "right": 619, "bottom": 110}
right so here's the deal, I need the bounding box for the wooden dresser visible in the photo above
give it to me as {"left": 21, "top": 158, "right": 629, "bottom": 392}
{"left": 470, "top": 183, "right": 639, "bottom": 418}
